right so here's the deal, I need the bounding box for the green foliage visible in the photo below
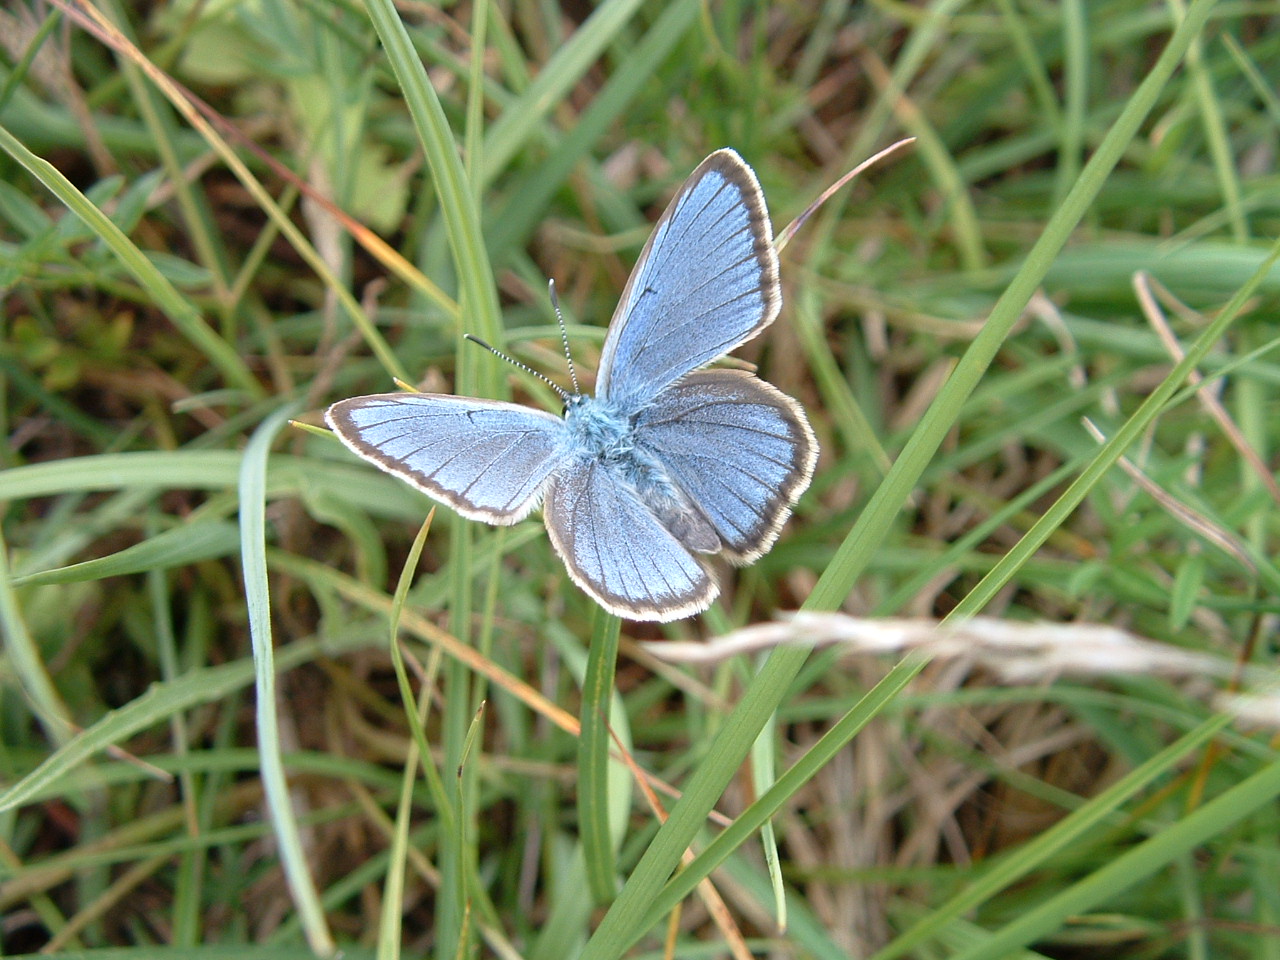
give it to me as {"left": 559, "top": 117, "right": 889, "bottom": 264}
{"left": 2, "top": 1, "right": 1278, "bottom": 958}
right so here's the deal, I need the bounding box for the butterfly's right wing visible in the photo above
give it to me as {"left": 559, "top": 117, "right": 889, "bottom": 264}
{"left": 595, "top": 149, "right": 780, "bottom": 410}
{"left": 543, "top": 455, "right": 717, "bottom": 621}
{"left": 326, "top": 394, "right": 566, "bottom": 524}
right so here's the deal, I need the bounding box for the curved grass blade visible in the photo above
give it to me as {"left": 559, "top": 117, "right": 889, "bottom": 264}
{"left": 239, "top": 402, "right": 335, "bottom": 956}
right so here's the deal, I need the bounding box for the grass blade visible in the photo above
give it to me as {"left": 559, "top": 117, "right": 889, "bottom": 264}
{"left": 239, "top": 401, "right": 335, "bottom": 956}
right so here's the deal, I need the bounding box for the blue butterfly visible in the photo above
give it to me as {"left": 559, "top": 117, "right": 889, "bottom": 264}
{"left": 327, "top": 149, "right": 817, "bottom": 621}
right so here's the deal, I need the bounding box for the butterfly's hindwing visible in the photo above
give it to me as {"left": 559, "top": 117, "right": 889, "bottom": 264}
{"left": 596, "top": 149, "right": 780, "bottom": 409}
{"left": 543, "top": 455, "right": 717, "bottom": 621}
{"left": 326, "top": 394, "right": 566, "bottom": 524}
{"left": 635, "top": 369, "right": 817, "bottom": 562}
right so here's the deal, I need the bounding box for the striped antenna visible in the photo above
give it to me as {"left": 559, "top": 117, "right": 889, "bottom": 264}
{"left": 463, "top": 334, "right": 570, "bottom": 402}
{"left": 548, "top": 279, "right": 581, "bottom": 395}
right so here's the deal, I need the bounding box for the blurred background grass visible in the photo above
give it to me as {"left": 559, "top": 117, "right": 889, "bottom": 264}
{"left": 2, "top": 1, "right": 1279, "bottom": 958}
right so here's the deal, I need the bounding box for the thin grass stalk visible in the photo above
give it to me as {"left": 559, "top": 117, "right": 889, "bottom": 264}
{"left": 239, "top": 401, "right": 335, "bottom": 956}
{"left": 579, "top": 607, "right": 622, "bottom": 903}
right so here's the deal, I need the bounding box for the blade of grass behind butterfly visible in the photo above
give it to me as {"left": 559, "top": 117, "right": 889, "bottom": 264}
{"left": 364, "top": 0, "right": 500, "bottom": 357}
{"left": 477, "top": 0, "right": 650, "bottom": 190}
{"left": 844, "top": 0, "right": 966, "bottom": 173}
{"left": 463, "top": 0, "right": 489, "bottom": 201}
{"left": 239, "top": 401, "right": 334, "bottom": 956}
{"left": 462, "top": 11, "right": 525, "bottom": 891}
{"left": 360, "top": 6, "right": 504, "bottom": 955}
{"left": 379, "top": 513, "right": 441, "bottom": 960}
{"left": 1051, "top": 0, "right": 1088, "bottom": 209}
{"left": 578, "top": 3, "right": 1217, "bottom": 956}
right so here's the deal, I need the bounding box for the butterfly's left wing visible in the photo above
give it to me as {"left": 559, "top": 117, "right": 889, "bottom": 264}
{"left": 596, "top": 149, "right": 780, "bottom": 410}
{"left": 326, "top": 394, "right": 566, "bottom": 524}
{"left": 543, "top": 455, "right": 717, "bottom": 621}
{"left": 634, "top": 369, "right": 817, "bottom": 562}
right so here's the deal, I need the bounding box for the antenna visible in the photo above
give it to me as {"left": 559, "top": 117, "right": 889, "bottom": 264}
{"left": 548, "top": 279, "right": 580, "bottom": 395}
{"left": 463, "top": 334, "right": 570, "bottom": 401}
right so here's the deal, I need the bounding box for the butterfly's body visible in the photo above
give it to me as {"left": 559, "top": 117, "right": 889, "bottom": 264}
{"left": 565, "top": 392, "right": 720, "bottom": 555}
{"left": 328, "top": 149, "right": 817, "bottom": 620}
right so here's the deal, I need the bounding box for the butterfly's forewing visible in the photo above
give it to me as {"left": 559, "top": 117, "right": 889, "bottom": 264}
{"left": 326, "top": 394, "right": 566, "bottom": 524}
{"left": 596, "top": 149, "right": 780, "bottom": 410}
{"left": 634, "top": 369, "right": 817, "bottom": 562}
{"left": 543, "top": 455, "right": 717, "bottom": 621}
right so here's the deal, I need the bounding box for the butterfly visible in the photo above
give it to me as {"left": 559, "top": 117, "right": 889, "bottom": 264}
{"left": 326, "top": 149, "right": 817, "bottom": 621}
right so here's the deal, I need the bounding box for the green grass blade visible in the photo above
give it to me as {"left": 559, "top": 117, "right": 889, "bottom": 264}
{"left": 1054, "top": 0, "right": 1087, "bottom": 206}
{"left": 1175, "top": 0, "right": 1248, "bottom": 241}
{"left": 578, "top": 607, "right": 622, "bottom": 904}
{"left": 483, "top": 0, "right": 701, "bottom": 258}
{"left": 13, "top": 520, "right": 241, "bottom": 586}
{"left": 363, "top": 0, "right": 501, "bottom": 367}
{"left": 478, "top": 0, "right": 650, "bottom": 189}
{"left": 639, "top": 653, "right": 923, "bottom": 932}
{"left": 238, "top": 401, "right": 335, "bottom": 956}
{"left": 578, "top": 643, "right": 812, "bottom": 960}
{"left": 0, "top": 526, "right": 75, "bottom": 746}
{"left": 0, "top": 630, "right": 381, "bottom": 815}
